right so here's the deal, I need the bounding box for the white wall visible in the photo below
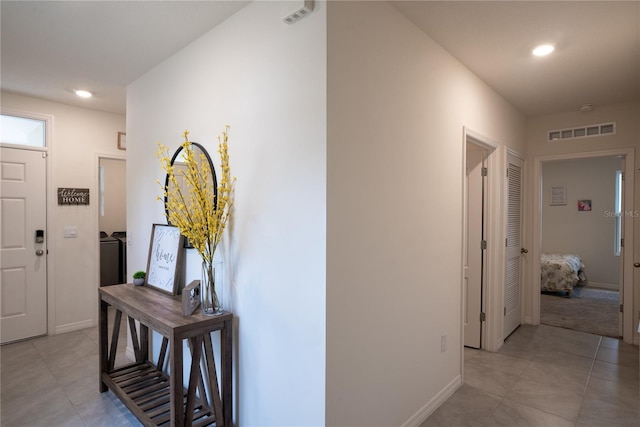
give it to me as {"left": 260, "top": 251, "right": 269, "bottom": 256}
{"left": 525, "top": 102, "right": 639, "bottom": 333}
{"left": 1, "top": 91, "right": 126, "bottom": 333}
{"left": 99, "top": 158, "right": 126, "bottom": 236}
{"left": 126, "top": 2, "right": 326, "bottom": 425}
{"left": 542, "top": 157, "right": 622, "bottom": 287}
{"left": 326, "top": 2, "right": 525, "bottom": 425}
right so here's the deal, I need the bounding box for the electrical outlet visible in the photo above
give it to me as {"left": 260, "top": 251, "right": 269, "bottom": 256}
{"left": 441, "top": 334, "right": 447, "bottom": 353}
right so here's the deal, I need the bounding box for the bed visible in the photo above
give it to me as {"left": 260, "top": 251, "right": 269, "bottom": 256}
{"left": 540, "top": 253, "right": 587, "bottom": 296}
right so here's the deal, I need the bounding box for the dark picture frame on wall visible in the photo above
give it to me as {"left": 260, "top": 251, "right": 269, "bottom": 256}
{"left": 117, "top": 132, "right": 126, "bottom": 150}
{"left": 145, "top": 224, "right": 184, "bottom": 295}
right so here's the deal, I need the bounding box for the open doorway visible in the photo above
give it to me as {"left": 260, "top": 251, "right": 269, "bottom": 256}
{"left": 98, "top": 157, "right": 127, "bottom": 286}
{"left": 533, "top": 149, "right": 635, "bottom": 344}
{"left": 539, "top": 156, "right": 622, "bottom": 338}
{"left": 463, "top": 142, "right": 487, "bottom": 349}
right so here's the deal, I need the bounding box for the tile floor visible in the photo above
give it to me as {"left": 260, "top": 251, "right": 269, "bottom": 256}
{"left": 1, "top": 323, "right": 637, "bottom": 426}
{"left": 1, "top": 311, "right": 142, "bottom": 426}
{"left": 422, "top": 324, "right": 639, "bottom": 427}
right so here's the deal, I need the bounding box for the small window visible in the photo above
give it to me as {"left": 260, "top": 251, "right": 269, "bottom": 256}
{"left": 614, "top": 170, "right": 622, "bottom": 256}
{"left": 0, "top": 114, "right": 46, "bottom": 147}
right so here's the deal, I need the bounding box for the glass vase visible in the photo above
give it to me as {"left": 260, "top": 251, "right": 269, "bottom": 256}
{"left": 201, "top": 260, "right": 222, "bottom": 316}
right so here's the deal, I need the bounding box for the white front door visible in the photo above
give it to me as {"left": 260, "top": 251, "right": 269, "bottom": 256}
{"left": 464, "top": 146, "right": 485, "bottom": 348}
{"left": 504, "top": 154, "right": 524, "bottom": 339}
{"left": 1, "top": 147, "right": 47, "bottom": 343}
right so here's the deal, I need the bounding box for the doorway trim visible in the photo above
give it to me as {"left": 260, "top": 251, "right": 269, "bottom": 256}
{"left": 462, "top": 127, "right": 504, "bottom": 354}
{"left": 94, "top": 153, "right": 126, "bottom": 316}
{"left": 532, "top": 148, "right": 635, "bottom": 344}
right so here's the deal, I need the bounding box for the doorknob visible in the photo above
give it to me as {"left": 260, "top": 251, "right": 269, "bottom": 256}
{"left": 634, "top": 262, "right": 640, "bottom": 268}
{"left": 521, "top": 248, "right": 529, "bottom": 254}
{"left": 35, "top": 249, "right": 44, "bottom": 256}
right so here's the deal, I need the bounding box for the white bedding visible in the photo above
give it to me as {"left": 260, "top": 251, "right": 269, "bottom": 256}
{"left": 541, "top": 253, "right": 586, "bottom": 296}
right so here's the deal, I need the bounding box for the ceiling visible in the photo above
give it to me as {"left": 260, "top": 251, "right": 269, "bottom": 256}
{"left": 1, "top": 1, "right": 639, "bottom": 118}
{"left": 1, "top": 1, "right": 250, "bottom": 115}
{"left": 393, "top": 1, "right": 640, "bottom": 117}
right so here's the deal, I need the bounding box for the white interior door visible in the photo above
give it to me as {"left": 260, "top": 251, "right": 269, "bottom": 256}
{"left": 504, "top": 154, "right": 523, "bottom": 339}
{"left": 1, "top": 147, "right": 47, "bottom": 343}
{"left": 464, "top": 146, "right": 484, "bottom": 348}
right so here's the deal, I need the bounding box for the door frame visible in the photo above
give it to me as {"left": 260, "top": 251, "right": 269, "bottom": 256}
{"left": 461, "top": 127, "right": 505, "bottom": 353}
{"left": 463, "top": 142, "right": 486, "bottom": 349}
{"left": 504, "top": 149, "right": 526, "bottom": 339}
{"left": 1, "top": 107, "right": 55, "bottom": 337}
{"left": 94, "top": 153, "right": 126, "bottom": 282}
{"left": 532, "top": 148, "right": 635, "bottom": 344}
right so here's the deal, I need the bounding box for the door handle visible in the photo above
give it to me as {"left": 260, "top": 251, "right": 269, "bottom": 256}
{"left": 634, "top": 262, "right": 640, "bottom": 268}
{"left": 35, "top": 249, "right": 44, "bottom": 256}
{"left": 521, "top": 248, "right": 528, "bottom": 254}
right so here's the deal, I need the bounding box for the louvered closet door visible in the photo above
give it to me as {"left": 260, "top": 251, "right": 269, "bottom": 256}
{"left": 504, "top": 154, "right": 523, "bottom": 339}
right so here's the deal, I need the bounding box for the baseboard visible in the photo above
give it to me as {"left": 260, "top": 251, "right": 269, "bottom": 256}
{"left": 586, "top": 282, "right": 619, "bottom": 291}
{"left": 401, "top": 375, "right": 462, "bottom": 427}
{"left": 55, "top": 319, "right": 95, "bottom": 335}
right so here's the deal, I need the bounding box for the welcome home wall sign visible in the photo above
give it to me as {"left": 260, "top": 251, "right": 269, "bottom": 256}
{"left": 58, "top": 188, "right": 90, "bottom": 205}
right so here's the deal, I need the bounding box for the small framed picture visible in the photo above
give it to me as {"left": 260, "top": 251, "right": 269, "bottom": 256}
{"left": 577, "top": 200, "right": 592, "bottom": 211}
{"left": 145, "top": 224, "right": 184, "bottom": 295}
{"left": 550, "top": 186, "right": 566, "bottom": 206}
{"left": 117, "top": 132, "right": 126, "bottom": 150}
{"left": 182, "top": 280, "right": 201, "bottom": 316}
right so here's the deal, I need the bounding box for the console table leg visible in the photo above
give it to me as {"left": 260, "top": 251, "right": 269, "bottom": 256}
{"left": 222, "top": 319, "right": 233, "bottom": 426}
{"left": 128, "top": 317, "right": 142, "bottom": 362}
{"left": 203, "top": 333, "right": 223, "bottom": 425}
{"left": 170, "top": 336, "right": 184, "bottom": 426}
{"left": 157, "top": 337, "right": 169, "bottom": 371}
{"left": 184, "top": 336, "right": 204, "bottom": 427}
{"left": 99, "top": 299, "right": 109, "bottom": 393}
{"left": 107, "top": 310, "right": 123, "bottom": 371}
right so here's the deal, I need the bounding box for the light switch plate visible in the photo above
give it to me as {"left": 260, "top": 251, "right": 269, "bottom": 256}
{"left": 63, "top": 226, "right": 77, "bottom": 238}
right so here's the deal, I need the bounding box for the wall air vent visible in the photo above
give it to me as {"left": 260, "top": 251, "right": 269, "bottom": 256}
{"left": 548, "top": 122, "right": 616, "bottom": 142}
{"left": 282, "top": 0, "right": 314, "bottom": 24}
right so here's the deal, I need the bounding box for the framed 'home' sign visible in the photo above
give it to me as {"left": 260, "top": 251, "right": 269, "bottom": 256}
{"left": 58, "top": 188, "right": 90, "bottom": 205}
{"left": 145, "top": 224, "right": 184, "bottom": 295}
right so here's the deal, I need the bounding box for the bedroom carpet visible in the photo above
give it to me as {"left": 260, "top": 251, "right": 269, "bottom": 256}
{"left": 540, "top": 287, "right": 619, "bottom": 338}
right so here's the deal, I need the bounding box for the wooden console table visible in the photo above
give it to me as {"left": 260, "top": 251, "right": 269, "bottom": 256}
{"left": 99, "top": 283, "right": 232, "bottom": 426}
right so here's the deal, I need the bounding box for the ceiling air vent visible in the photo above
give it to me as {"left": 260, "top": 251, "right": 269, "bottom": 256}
{"left": 548, "top": 122, "right": 616, "bottom": 141}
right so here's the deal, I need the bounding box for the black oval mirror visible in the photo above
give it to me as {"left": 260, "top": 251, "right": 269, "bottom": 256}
{"left": 164, "top": 142, "right": 218, "bottom": 246}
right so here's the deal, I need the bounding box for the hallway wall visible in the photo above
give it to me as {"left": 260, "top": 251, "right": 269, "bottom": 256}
{"left": 326, "top": 2, "right": 526, "bottom": 425}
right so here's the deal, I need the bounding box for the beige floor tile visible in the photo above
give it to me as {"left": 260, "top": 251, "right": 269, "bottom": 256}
{"left": 520, "top": 359, "right": 591, "bottom": 395}
{"left": 583, "top": 376, "right": 640, "bottom": 413}
{"left": 600, "top": 336, "right": 637, "bottom": 353}
{"left": 8, "top": 406, "right": 85, "bottom": 427}
{"left": 576, "top": 394, "right": 640, "bottom": 427}
{"left": 420, "top": 384, "right": 500, "bottom": 427}
{"left": 506, "top": 377, "right": 584, "bottom": 420}
{"left": 487, "top": 398, "right": 575, "bottom": 427}
{"left": 75, "top": 392, "right": 142, "bottom": 426}
{"left": 464, "top": 362, "right": 520, "bottom": 397}
{"left": 596, "top": 346, "right": 640, "bottom": 368}
{"left": 590, "top": 360, "right": 639, "bottom": 385}
{"left": 465, "top": 350, "right": 531, "bottom": 376}
{"left": 0, "top": 385, "right": 75, "bottom": 426}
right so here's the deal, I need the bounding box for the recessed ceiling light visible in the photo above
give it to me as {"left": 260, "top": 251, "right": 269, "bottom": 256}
{"left": 75, "top": 90, "right": 93, "bottom": 98}
{"left": 532, "top": 44, "right": 555, "bottom": 57}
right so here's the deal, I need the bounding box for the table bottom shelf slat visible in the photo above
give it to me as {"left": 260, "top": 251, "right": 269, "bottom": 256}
{"left": 103, "top": 361, "right": 217, "bottom": 427}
